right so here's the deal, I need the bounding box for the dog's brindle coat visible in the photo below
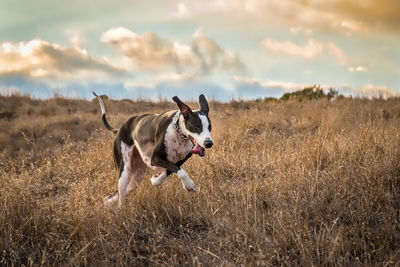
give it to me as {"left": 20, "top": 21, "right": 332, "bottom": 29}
{"left": 93, "top": 92, "right": 213, "bottom": 207}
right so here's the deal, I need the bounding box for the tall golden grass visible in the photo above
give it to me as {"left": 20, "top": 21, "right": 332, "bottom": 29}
{"left": 1, "top": 95, "right": 400, "bottom": 265}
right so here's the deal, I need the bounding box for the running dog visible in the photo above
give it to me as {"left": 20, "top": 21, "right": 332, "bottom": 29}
{"left": 93, "top": 92, "right": 213, "bottom": 207}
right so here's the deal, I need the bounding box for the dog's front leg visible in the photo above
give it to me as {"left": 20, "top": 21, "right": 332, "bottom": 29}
{"left": 171, "top": 153, "right": 195, "bottom": 191}
{"left": 176, "top": 168, "right": 196, "bottom": 192}
{"left": 150, "top": 172, "right": 168, "bottom": 186}
{"left": 151, "top": 153, "right": 193, "bottom": 187}
{"left": 151, "top": 154, "right": 196, "bottom": 192}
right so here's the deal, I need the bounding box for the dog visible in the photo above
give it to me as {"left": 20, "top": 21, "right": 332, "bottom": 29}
{"left": 93, "top": 92, "right": 213, "bottom": 207}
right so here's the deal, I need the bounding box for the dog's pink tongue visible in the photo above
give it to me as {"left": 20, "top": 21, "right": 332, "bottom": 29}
{"left": 190, "top": 143, "right": 205, "bottom": 157}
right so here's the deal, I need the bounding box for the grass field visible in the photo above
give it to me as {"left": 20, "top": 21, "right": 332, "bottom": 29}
{"left": 1, "top": 94, "right": 400, "bottom": 265}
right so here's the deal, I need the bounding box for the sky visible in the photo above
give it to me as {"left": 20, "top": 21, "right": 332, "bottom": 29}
{"left": 0, "top": 0, "right": 399, "bottom": 101}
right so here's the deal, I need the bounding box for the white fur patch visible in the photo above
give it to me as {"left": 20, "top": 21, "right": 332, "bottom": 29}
{"left": 164, "top": 112, "right": 193, "bottom": 163}
{"left": 150, "top": 172, "right": 168, "bottom": 186}
{"left": 95, "top": 93, "right": 106, "bottom": 114}
{"left": 121, "top": 141, "right": 132, "bottom": 169}
{"left": 177, "top": 168, "right": 196, "bottom": 191}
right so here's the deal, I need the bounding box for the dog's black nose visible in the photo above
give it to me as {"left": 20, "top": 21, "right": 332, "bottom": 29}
{"left": 204, "top": 139, "right": 213, "bottom": 148}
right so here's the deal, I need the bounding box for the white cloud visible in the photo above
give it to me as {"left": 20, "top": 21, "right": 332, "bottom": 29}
{"left": 124, "top": 81, "right": 155, "bottom": 89}
{"left": 358, "top": 84, "right": 396, "bottom": 98}
{"left": 0, "top": 39, "right": 123, "bottom": 79}
{"left": 348, "top": 66, "right": 368, "bottom": 72}
{"left": 66, "top": 30, "right": 87, "bottom": 49}
{"left": 174, "top": 2, "right": 192, "bottom": 18}
{"left": 262, "top": 38, "right": 323, "bottom": 59}
{"left": 289, "top": 27, "right": 313, "bottom": 35}
{"left": 101, "top": 27, "right": 243, "bottom": 75}
{"left": 155, "top": 72, "right": 196, "bottom": 83}
{"left": 338, "top": 83, "right": 397, "bottom": 99}
{"left": 262, "top": 38, "right": 347, "bottom": 64}
{"left": 233, "top": 75, "right": 303, "bottom": 91}
{"left": 326, "top": 42, "right": 347, "bottom": 64}
{"left": 124, "top": 72, "right": 197, "bottom": 91}
{"left": 0, "top": 39, "right": 125, "bottom": 81}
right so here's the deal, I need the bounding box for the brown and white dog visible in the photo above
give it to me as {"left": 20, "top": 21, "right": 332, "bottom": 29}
{"left": 93, "top": 92, "right": 213, "bottom": 207}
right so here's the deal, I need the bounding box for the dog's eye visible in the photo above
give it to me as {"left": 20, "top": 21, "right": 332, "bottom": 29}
{"left": 186, "top": 120, "right": 202, "bottom": 134}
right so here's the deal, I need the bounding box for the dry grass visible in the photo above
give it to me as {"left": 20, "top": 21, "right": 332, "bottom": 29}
{"left": 1, "top": 95, "right": 400, "bottom": 265}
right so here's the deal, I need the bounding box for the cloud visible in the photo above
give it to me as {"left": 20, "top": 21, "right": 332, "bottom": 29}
{"left": 326, "top": 42, "right": 347, "bottom": 64}
{"left": 233, "top": 75, "right": 311, "bottom": 99}
{"left": 232, "top": 75, "right": 305, "bottom": 98}
{"left": 233, "top": 75, "right": 303, "bottom": 91}
{"left": 170, "top": 0, "right": 368, "bottom": 35}
{"left": 262, "top": 38, "right": 323, "bottom": 59}
{"left": 289, "top": 27, "right": 313, "bottom": 35}
{"left": 0, "top": 39, "right": 125, "bottom": 82}
{"left": 123, "top": 77, "right": 234, "bottom": 101}
{"left": 262, "top": 38, "right": 347, "bottom": 64}
{"left": 174, "top": 2, "right": 192, "bottom": 18}
{"left": 233, "top": 75, "right": 399, "bottom": 99}
{"left": 348, "top": 66, "right": 368, "bottom": 72}
{"left": 124, "top": 72, "right": 196, "bottom": 90}
{"left": 339, "top": 83, "right": 397, "bottom": 99}
{"left": 332, "top": 0, "right": 400, "bottom": 32}
{"left": 66, "top": 30, "right": 87, "bottom": 49}
{"left": 281, "top": 0, "right": 368, "bottom": 35}
{"left": 155, "top": 72, "right": 196, "bottom": 83}
{"left": 191, "top": 28, "right": 244, "bottom": 74}
{"left": 255, "top": 0, "right": 400, "bottom": 34}
{"left": 100, "top": 27, "right": 192, "bottom": 71}
{"left": 101, "top": 27, "right": 243, "bottom": 75}
{"left": 357, "top": 84, "right": 396, "bottom": 98}
{"left": 233, "top": 75, "right": 400, "bottom": 101}
{"left": 124, "top": 74, "right": 304, "bottom": 102}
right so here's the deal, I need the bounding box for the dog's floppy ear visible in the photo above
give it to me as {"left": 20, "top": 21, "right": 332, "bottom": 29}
{"left": 172, "top": 96, "right": 192, "bottom": 118}
{"left": 199, "top": 94, "right": 209, "bottom": 114}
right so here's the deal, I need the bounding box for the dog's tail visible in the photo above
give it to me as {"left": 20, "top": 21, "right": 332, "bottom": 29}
{"left": 92, "top": 91, "right": 118, "bottom": 134}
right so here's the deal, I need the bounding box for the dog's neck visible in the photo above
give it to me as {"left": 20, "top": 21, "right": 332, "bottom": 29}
{"left": 174, "top": 112, "right": 189, "bottom": 140}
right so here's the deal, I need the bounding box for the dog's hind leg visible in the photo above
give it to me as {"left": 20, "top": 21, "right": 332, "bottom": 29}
{"left": 125, "top": 146, "right": 146, "bottom": 196}
{"left": 103, "top": 155, "right": 125, "bottom": 206}
{"left": 118, "top": 142, "right": 148, "bottom": 207}
{"left": 117, "top": 141, "right": 134, "bottom": 207}
{"left": 104, "top": 142, "right": 147, "bottom": 207}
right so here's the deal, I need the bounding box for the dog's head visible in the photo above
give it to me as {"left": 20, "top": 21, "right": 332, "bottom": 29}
{"left": 172, "top": 94, "right": 213, "bottom": 157}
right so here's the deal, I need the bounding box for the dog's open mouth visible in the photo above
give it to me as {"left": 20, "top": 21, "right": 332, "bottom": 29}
{"left": 189, "top": 136, "right": 205, "bottom": 157}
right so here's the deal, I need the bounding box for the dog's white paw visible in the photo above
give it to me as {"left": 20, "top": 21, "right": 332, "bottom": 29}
{"left": 104, "top": 194, "right": 118, "bottom": 206}
{"left": 182, "top": 179, "right": 197, "bottom": 192}
{"left": 150, "top": 173, "right": 167, "bottom": 186}
{"left": 177, "top": 169, "right": 196, "bottom": 192}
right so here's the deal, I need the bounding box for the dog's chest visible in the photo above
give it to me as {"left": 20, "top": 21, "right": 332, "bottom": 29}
{"left": 164, "top": 123, "right": 192, "bottom": 163}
